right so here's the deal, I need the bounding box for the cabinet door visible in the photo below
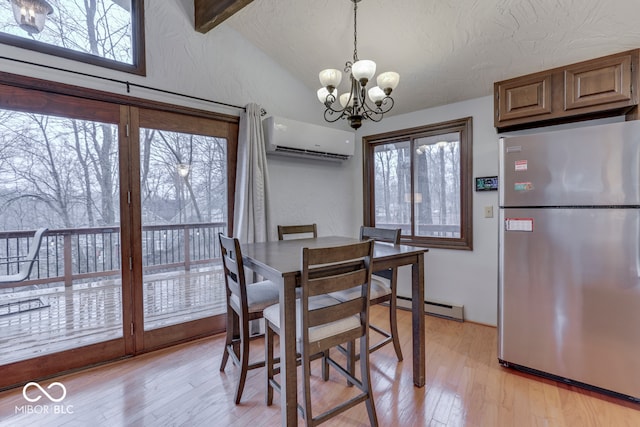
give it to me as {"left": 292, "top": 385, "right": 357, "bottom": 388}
{"left": 564, "top": 54, "right": 632, "bottom": 110}
{"left": 496, "top": 73, "right": 552, "bottom": 122}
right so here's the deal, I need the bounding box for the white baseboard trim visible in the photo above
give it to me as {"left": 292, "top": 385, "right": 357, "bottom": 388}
{"left": 396, "top": 296, "right": 464, "bottom": 322}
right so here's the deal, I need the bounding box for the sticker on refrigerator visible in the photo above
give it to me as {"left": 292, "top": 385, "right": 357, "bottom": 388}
{"left": 514, "top": 182, "right": 534, "bottom": 191}
{"left": 514, "top": 160, "right": 528, "bottom": 171}
{"left": 505, "top": 218, "right": 534, "bottom": 232}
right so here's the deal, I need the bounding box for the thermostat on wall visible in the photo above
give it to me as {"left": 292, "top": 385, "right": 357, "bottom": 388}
{"left": 475, "top": 176, "right": 498, "bottom": 191}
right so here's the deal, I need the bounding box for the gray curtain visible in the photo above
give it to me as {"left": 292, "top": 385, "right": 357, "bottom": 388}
{"left": 233, "top": 103, "right": 272, "bottom": 243}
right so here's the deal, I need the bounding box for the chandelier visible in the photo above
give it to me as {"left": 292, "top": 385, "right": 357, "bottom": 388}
{"left": 317, "top": 0, "right": 399, "bottom": 130}
{"left": 10, "top": 0, "right": 54, "bottom": 34}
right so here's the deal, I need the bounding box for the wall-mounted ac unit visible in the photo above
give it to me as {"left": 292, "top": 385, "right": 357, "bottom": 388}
{"left": 262, "top": 116, "right": 355, "bottom": 161}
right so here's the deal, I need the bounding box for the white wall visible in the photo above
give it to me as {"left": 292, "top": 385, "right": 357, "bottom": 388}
{"left": 267, "top": 155, "right": 359, "bottom": 238}
{"left": 0, "top": 1, "right": 500, "bottom": 325}
{"left": 268, "top": 96, "right": 501, "bottom": 326}
{"left": 350, "top": 96, "right": 500, "bottom": 325}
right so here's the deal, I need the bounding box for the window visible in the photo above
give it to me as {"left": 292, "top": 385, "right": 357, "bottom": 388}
{"left": 363, "top": 117, "right": 473, "bottom": 250}
{"left": 0, "top": 0, "right": 145, "bottom": 75}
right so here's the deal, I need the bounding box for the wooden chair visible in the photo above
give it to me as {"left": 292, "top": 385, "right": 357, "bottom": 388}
{"left": 264, "top": 240, "right": 378, "bottom": 426}
{"left": 333, "top": 226, "right": 403, "bottom": 361}
{"left": 0, "top": 228, "right": 48, "bottom": 288}
{"left": 218, "top": 233, "right": 280, "bottom": 404}
{"left": 277, "top": 223, "right": 317, "bottom": 240}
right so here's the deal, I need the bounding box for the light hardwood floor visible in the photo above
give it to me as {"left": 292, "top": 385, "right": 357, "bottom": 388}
{"left": 0, "top": 306, "right": 638, "bottom": 426}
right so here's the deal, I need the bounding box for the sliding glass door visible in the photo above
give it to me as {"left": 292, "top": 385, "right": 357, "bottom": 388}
{"left": 0, "top": 81, "right": 239, "bottom": 388}
{"left": 132, "top": 108, "right": 235, "bottom": 351}
{"left": 0, "top": 85, "right": 129, "bottom": 387}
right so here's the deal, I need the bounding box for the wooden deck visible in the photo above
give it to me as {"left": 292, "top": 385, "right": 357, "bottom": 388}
{"left": 0, "top": 266, "right": 226, "bottom": 365}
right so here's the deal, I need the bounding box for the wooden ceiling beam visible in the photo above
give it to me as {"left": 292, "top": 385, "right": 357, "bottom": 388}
{"left": 194, "top": 0, "right": 254, "bottom": 34}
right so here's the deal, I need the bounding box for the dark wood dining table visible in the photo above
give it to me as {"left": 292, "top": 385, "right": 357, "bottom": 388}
{"left": 241, "top": 235, "right": 428, "bottom": 426}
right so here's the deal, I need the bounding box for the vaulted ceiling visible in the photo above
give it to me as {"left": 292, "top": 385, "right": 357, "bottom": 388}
{"left": 196, "top": 0, "right": 640, "bottom": 117}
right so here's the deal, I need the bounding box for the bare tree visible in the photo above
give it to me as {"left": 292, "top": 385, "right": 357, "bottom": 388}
{"left": 193, "top": 137, "right": 227, "bottom": 222}
{"left": 0, "top": 110, "right": 19, "bottom": 175}
{"left": 42, "top": 0, "right": 132, "bottom": 63}
{"left": 93, "top": 123, "right": 117, "bottom": 225}
{"left": 375, "top": 148, "right": 394, "bottom": 223}
{"left": 438, "top": 146, "right": 447, "bottom": 225}
{"left": 156, "top": 131, "right": 203, "bottom": 223}
{"left": 140, "top": 128, "right": 155, "bottom": 202}
{"left": 7, "top": 114, "right": 76, "bottom": 227}
{"left": 72, "top": 120, "right": 96, "bottom": 226}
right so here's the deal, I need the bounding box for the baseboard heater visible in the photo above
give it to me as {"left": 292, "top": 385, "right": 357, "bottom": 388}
{"left": 396, "top": 296, "right": 464, "bottom": 322}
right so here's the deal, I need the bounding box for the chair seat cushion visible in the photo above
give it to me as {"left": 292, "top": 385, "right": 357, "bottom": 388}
{"left": 230, "top": 280, "right": 280, "bottom": 313}
{"left": 330, "top": 276, "right": 391, "bottom": 302}
{"left": 263, "top": 295, "right": 361, "bottom": 351}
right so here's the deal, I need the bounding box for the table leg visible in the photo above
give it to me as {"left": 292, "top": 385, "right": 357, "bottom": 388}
{"left": 279, "top": 275, "right": 298, "bottom": 426}
{"left": 412, "top": 253, "right": 426, "bottom": 387}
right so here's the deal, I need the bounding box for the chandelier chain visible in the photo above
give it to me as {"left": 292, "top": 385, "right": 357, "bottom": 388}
{"left": 353, "top": 1, "right": 358, "bottom": 61}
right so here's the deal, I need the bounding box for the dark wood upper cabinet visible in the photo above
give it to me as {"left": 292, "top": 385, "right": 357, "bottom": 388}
{"left": 497, "top": 73, "right": 552, "bottom": 122}
{"left": 495, "top": 49, "right": 639, "bottom": 130}
{"left": 564, "top": 54, "right": 632, "bottom": 110}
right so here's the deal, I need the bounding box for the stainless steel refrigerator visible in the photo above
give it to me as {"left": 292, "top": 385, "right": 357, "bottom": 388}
{"left": 498, "top": 120, "right": 640, "bottom": 402}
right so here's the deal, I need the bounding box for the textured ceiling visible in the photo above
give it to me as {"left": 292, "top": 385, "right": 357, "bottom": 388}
{"left": 224, "top": 0, "right": 640, "bottom": 117}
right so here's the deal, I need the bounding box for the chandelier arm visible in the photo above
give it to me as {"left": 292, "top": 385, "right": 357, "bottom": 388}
{"left": 360, "top": 96, "right": 395, "bottom": 122}
{"left": 359, "top": 96, "right": 387, "bottom": 114}
{"left": 324, "top": 108, "right": 348, "bottom": 123}
{"left": 378, "top": 96, "right": 395, "bottom": 113}
{"left": 368, "top": 96, "right": 394, "bottom": 114}
{"left": 324, "top": 103, "right": 349, "bottom": 114}
{"left": 363, "top": 114, "right": 383, "bottom": 123}
{"left": 324, "top": 92, "right": 337, "bottom": 107}
{"left": 361, "top": 108, "right": 384, "bottom": 122}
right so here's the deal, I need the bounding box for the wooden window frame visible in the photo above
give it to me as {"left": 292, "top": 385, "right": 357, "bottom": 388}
{"left": 0, "top": 0, "right": 146, "bottom": 75}
{"left": 363, "top": 117, "right": 473, "bottom": 250}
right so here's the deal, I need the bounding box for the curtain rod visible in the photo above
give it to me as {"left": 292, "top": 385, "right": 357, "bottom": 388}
{"left": 0, "top": 55, "right": 247, "bottom": 112}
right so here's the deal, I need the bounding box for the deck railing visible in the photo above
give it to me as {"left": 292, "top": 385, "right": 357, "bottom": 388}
{"left": 0, "top": 222, "right": 227, "bottom": 288}
{"left": 376, "top": 222, "right": 460, "bottom": 238}
{"left": 0, "top": 221, "right": 458, "bottom": 289}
